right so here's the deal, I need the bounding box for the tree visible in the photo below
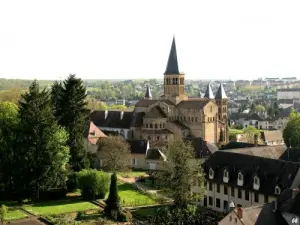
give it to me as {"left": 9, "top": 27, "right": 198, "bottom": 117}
{"left": 0, "top": 205, "right": 7, "bottom": 225}
{"left": 104, "top": 173, "right": 131, "bottom": 222}
{"left": 16, "top": 81, "right": 70, "bottom": 200}
{"left": 157, "top": 139, "right": 205, "bottom": 209}
{"left": 86, "top": 97, "right": 107, "bottom": 110}
{"left": 76, "top": 169, "right": 110, "bottom": 200}
{"left": 243, "top": 126, "right": 260, "bottom": 144}
{"left": 283, "top": 111, "right": 300, "bottom": 147}
{"left": 50, "top": 81, "right": 63, "bottom": 119}
{"left": 249, "top": 103, "right": 256, "bottom": 113}
{"left": 54, "top": 74, "right": 90, "bottom": 171}
{"left": 0, "top": 102, "right": 19, "bottom": 193}
{"left": 97, "top": 136, "right": 131, "bottom": 171}
{"left": 255, "top": 105, "right": 265, "bottom": 113}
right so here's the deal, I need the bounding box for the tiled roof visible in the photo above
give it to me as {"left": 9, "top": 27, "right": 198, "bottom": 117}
{"left": 203, "top": 151, "right": 300, "bottom": 196}
{"left": 90, "top": 110, "right": 134, "bottom": 129}
{"left": 135, "top": 99, "right": 174, "bottom": 107}
{"left": 256, "top": 189, "right": 300, "bottom": 225}
{"left": 141, "top": 129, "right": 173, "bottom": 134}
{"left": 260, "top": 130, "right": 284, "bottom": 142}
{"left": 131, "top": 111, "right": 145, "bottom": 127}
{"left": 84, "top": 121, "right": 107, "bottom": 145}
{"left": 220, "top": 141, "right": 262, "bottom": 150}
{"left": 146, "top": 148, "right": 167, "bottom": 160}
{"left": 245, "top": 113, "right": 267, "bottom": 121}
{"left": 222, "top": 145, "right": 286, "bottom": 159}
{"left": 176, "top": 99, "right": 210, "bottom": 109}
{"left": 185, "top": 137, "right": 217, "bottom": 158}
{"left": 127, "top": 139, "right": 148, "bottom": 154}
{"left": 146, "top": 106, "right": 167, "bottom": 118}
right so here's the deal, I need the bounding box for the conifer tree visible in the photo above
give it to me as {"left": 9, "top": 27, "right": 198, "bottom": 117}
{"left": 16, "top": 81, "right": 70, "bottom": 199}
{"left": 53, "top": 74, "right": 90, "bottom": 171}
{"left": 104, "top": 173, "right": 121, "bottom": 218}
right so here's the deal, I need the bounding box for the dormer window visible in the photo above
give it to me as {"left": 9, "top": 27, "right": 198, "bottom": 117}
{"left": 223, "top": 169, "right": 229, "bottom": 183}
{"left": 275, "top": 186, "right": 281, "bottom": 195}
{"left": 253, "top": 176, "right": 260, "bottom": 190}
{"left": 237, "top": 172, "right": 244, "bottom": 186}
{"left": 209, "top": 168, "right": 214, "bottom": 179}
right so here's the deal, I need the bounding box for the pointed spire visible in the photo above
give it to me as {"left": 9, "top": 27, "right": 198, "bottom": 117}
{"left": 164, "top": 36, "right": 180, "bottom": 75}
{"left": 215, "top": 83, "right": 227, "bottom": 99}
{"left": 204, "top": 83, "right": 215, "bottom": 99}
{"left": 144, "top": 85, "right": 152, "bottom": 99}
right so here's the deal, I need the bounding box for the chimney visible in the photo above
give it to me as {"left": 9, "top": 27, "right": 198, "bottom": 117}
{"left": 120, "top": 111, "right": 124, "bottom": 120}
{"left": 104, "top": 110, "right": 108, "bottom": 120}
{"left": 237, "top": 207, "right": 243, "bottom": 219}
{"left": 254, "top": 134, "right": 258, "bottom": 146}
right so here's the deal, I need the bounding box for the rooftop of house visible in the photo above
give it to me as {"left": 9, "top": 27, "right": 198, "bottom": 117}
{"left": 84, "top": 121, "right": 107, "bottom": 145}
{"left": 203, "top": 151, "right": 300, "bottom": 196}
{"left": 260, "top": 130, "right": 284, "bottom": 143}
{"left": 223, "top": 145, "right": 286, "bottom": 159}
{"left": 256, "top": 188, "right": 300, "bottom": 225}
{"left": 245, "top": 113, "right": 267, "bottom": 121}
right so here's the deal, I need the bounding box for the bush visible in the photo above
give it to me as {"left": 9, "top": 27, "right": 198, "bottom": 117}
{"left": 0, "top": 205, "right": 7, "bottom": 224}
{"left": 66, "top": 172, "right": 77, "bottom": 191}
{"left": 39, "top": 188, "right": 67, "bottom": 201}
{"left": 76, "top": 169, "right": 110, "bottom": 200}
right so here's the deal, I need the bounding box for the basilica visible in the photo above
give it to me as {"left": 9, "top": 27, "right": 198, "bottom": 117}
{"left": 90, "top": 37, "right": 228, "bottom": 147}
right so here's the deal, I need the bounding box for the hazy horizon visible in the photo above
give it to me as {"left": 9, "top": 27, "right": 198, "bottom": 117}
{"left": 0, "top": 0, "right": 299, "bottom": 81}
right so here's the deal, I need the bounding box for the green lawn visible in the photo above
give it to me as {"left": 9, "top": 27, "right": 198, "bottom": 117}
{"left": 6, "top": 209, "right": 27, "bottom": 220}
{"left": 117, "top": 183, "right": 157, "bottom": 207}
{"left": 118, "top": 171, "right": 147, "bottom": 178}
{"left": 23, "top": 199, "right": 99, "bottom": 216}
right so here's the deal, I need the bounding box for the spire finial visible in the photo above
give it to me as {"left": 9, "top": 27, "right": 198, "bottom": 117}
{"left": 215, "top": 83, "right": 228, "bottom": 99}
{"left": 144, "top": 85, "right": 152, "bottom": 99}
{"left": 164, "top": 36, "right": 180, "bottom": 75}
{"left": 204, "top": 82, "right": 215, "bottom": 99}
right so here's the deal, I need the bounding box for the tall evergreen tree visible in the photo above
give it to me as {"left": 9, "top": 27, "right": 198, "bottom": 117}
{"left": 16, "top": 81, "right": 70, "bottom": 200}
{"left": 104, "top": 173, "right": 121, "bottom": 218}
{"left": 54, "top": 74, "right": 90, "bottom": 171}
{"left": 51, "top": 81, "right": 63, "bottom": 119}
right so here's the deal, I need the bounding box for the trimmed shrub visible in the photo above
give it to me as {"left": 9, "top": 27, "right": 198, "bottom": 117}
{"left": 76, "top": 169, "right": 110, "bottom": 200}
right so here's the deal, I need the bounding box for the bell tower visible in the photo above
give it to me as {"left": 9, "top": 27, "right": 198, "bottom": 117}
{"left": 215, "top": 83, "right": 228, "bottom": 143}
{"left": 163, "top": 36, "right": 188, "bottom": 105}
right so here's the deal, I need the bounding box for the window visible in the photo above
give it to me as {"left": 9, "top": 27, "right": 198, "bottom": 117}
{"left": 231, "top": 187, "right": 235, "bottom": 197}
{"left": 163, "top": 124, "right": 165, "bottom": 128}
{"left": 157, "top": 136, "right": 159, "bottom": 140}
{"left": 254, "top": 192, "right": 259, "bottom": 203}
{"left": 238, "top": 173, "right": 243, "bottom": 181}
{"left": 224, "top": 170, "right": 228, "bottom": 178}
{"left": 275, "top": 186, "right": 281, "bottom": 195}
{"left": 217, "top": 184, "right": 220, "bottom": 193}
{"left": 165, "top": 135, "right": 168, "bottom": 140}
{"left": 224, "top": 186, "right": 228, "bottom": 195}
{"left": 132, "top": 158, "right": 137, "bottom": 166}
{"left": 209, "top": 168, "right": 214, "bottom": 179}
{"left": 155, "top": 124, "right": 158, "bottom": 129}
{"left": 146, "top": 124, "right": 148, "bottom": 128}
{"left": 191, "top": 117, "right": 194, "bottom": 122}
{"left": 188, "top": 117, "right": 190, "bottom": 122}
{"left": 150, "top": 124, "right": 153, "bottom": 128}
{"left": 160, "top": 124, "right": 162, "bottom": 128}
{"left": 149, "top": 163, "right": 156, "bottom": 170}
{"left": 245, "top": 190, "right": 249, "bottom": 201}
{"left": 254, "top": 177, "right": 259, "bottom": 185}
{"left": 234, "top": 218, "right": 238, "bottom": 223}
{"left": 229, "top": 216, "right": 232, "bottom": 221}
{"left": 209, "top": 196, "right": 213, "bottom": 206}
{"left": 216, "top": 198, "right": 220, "bottom": 208}
{"left": 210, "top": 106, "right": 212, "bottom": 112}
{"left": 264, "top": 195, "right": 268, "bottom": 203}
{"left": 195, "top": 117, "right": 198, "bottom": 122}
{"left": 148, "top": 136, "right": 151, "bottom": 140}
{"left": 209, "top": 182, "right": 212, "bottom": 191}
{"left": 238, "top": 188, "right": 242, "bottom": 199}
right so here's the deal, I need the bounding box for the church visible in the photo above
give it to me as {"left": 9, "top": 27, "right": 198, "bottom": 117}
{"left": 90, "top": 37, "right": 228, "bottom": 147}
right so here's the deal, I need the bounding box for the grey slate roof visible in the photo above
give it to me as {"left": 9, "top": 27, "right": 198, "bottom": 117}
{"left": 144, "top": 85, "right": 152, "bottom": 99}
{"left": 90, "top": 110, "right": 134, "bottom": 129}
{"left": 164, "top": 36, "right": 180, "bottom": 75}
{"left": 127, "top": 139, "right": 148, "bottom": 154}
{"left": 203, "top": 151, "right": 300, "bottom": 196}
{"left": 215, "top": 83, "right": 227, "bottom": 99}
{"left": 245, "top": 113, "right": 267, "bottom": 121}
{"left": 204, "top": 83, "right": 215, "bottom": 99}
{"left": 256, "top": 189, "right": 300, "bottom": 225}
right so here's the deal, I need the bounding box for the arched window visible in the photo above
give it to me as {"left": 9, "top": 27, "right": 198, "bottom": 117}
{"left": 150, "top": 124, "right": 153, "bottom": 128}
{"left": 191, "top": 117, "right": 194, "bottom": 122}
{"left": 173, "top": 78, "right": 176, "bottom": 84}
{"left": 175, "top": 78, "right": 178, "bottom": 84}
{"left": 155, "top": 124, "right": 158, "bottom": 129}
{"left": 223, "top": 170, "right": 228, "bottom": 178}
{"left": 157, "top": 136, "right": 160, "bottom": 140}
{"left": 275, "top": 186, "right": 281, "bottom": 195}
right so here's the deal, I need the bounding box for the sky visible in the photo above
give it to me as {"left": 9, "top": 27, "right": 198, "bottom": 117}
{"left": 0, "top": 0, "right": 300, "bottom": 81}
